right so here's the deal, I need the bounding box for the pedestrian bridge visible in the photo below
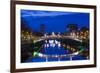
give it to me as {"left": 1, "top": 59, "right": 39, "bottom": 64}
{"left": 33, "top": 35, "right": 82, "bottom": 43}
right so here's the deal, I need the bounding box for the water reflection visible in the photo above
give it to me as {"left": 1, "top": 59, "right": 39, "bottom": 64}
{"left": 25, "top": 39, "right": 88, "bottom": 62}
{"left": 44, "top": 40, "right": 61, "bottom": 48}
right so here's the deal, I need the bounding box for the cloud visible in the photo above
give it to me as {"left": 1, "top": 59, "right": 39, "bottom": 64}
{"left": 21, "top": 10, "right": 74, "bottom": 18}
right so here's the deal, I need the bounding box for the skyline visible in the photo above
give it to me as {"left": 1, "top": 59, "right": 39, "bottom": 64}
{"left": 21, "top": 9, "right": 90, "bottom": 33}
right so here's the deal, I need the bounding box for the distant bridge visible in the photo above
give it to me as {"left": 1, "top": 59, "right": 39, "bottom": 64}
{"left": 33, "top": 35, "right": 82, "bottom": 43}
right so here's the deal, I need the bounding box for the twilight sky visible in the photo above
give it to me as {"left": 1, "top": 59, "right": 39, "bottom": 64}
{"left": 21, "top": 9, "right": 90, "bottom": 33}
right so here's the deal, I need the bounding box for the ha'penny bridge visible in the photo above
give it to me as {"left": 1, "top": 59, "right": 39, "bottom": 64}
{"left": 33, "top": 48, "right": 84, "bottom": 61}
{"left": 22, "top": 33, "right": 88, "bottom": 62}
{"left": 31, "top": 34, "right": 88, "bottom": 62}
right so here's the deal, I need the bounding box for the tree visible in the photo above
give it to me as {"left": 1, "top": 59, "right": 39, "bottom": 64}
{"left": 80, "top": 26, "right": 89, "bottom": 32}
{"left": 67, "top": 24, "right": 78, "bottom": 32}
{"left": 80, "top": 26, "right": 89, "bottom": 41}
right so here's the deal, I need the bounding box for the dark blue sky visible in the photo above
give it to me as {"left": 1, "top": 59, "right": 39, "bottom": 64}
{"left": 21, "top": 9, "right": 90, "bottom": 33}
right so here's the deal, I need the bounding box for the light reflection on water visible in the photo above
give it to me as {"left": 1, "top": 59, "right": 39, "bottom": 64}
{"left": 26, "top": 39, "right": 88, "bottom": 62}
{"left": 44, "top": 40, "right": 61, "bottom": 48}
